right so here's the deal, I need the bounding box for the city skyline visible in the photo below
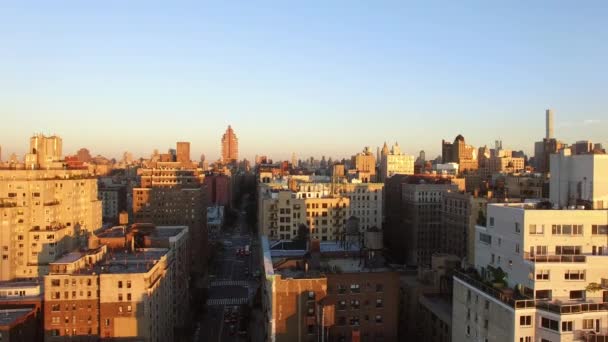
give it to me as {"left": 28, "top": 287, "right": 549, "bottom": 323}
{"left": 2, "top": 2, "right": 608, "bottom": 160}
{"left": 0, "top": 110, "right": 604, "bottom": 164}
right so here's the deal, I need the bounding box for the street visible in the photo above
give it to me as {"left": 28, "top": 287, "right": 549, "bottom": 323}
{"left": 196, "top": 209, "right": 264, "bottom": 342}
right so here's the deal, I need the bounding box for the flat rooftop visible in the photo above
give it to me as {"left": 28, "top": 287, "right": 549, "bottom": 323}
{"left": 419, "top": 294, "right": 452, "bottom": 324}
{"left": 52, "top": 249, "right": 169, "bottom": 275}
{"left": 0, "top": 308, "right": 34, "bottom": 326}
{"left": 97, "top": 226, "right": 127, "bottom": 238}
{"left": 0, "top": 280, "right": 41, "bottom": 289}
{"left": 90, "top": 249, "right": 169, "bottom": 275}
{"left": 96, "top": 225, "right": 186, "bottom": 239}
{"left": 53, "top": 252, "right": 86, "bottom": 264}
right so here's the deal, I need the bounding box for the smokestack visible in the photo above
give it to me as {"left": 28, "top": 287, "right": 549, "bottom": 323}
{"left": 546, "top": 109, "right": 554, "bottom": 139}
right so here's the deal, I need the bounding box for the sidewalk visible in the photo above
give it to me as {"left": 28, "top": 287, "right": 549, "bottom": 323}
{"left": 248, "top": 306, "right": 266, "bottom": 342}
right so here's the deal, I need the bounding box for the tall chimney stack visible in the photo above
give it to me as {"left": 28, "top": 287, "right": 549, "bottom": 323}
{"left": 546, "top": 109, "right": 554, "bottom": 139}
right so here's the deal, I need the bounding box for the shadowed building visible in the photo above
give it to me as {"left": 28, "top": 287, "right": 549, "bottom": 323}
{"left": 261, "top": 235, "right": 400, "bottom": 342}
{"left": 133, "top": 162, "right": 207, "bottom": 273}
{"left": 43, "top": 226, "right": 188, "bottom": 342}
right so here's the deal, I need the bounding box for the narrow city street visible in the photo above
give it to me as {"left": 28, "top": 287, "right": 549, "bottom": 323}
{"left": 197, "top": 208, "right": 263, "bottom": 342}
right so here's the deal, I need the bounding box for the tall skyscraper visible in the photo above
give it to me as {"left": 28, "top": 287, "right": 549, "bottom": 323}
{"left": 546, "top": 108, "right": 554, "bottom": 139}
{"left": 176, "top": 141, "right": 191, "bottom": 164}
{"left": 221, "top": 125, "right": 238, "bottom": 163}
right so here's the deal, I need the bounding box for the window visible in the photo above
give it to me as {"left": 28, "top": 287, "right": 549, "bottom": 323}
{"left": 376, "top": 284, "right": 383, "bottom": 292}
{"left": 51, "top": 304, "right": 60, "bottom": 312}
{"left": 118, "top": 294, "right": 123, "bottom": 301}
{"left": 520, "top": 315, "right": 532, "bottom": 326}
{"left": 489, "top": 217, "right": 494, "bottom": 226}
{"left": 565, "top": 270, "right": 585, "bottom": 280}
{"left": 51, "top": 279, "right": 61, "bottom": 287}
{"left": 337, "top": 285, "right": 346, "bottom": 294}
{"left": 351, "top": 300, "right": 360, "bottom": 309}
{"left": 562, "top": 321, "right": 573, "bottom": 332}
{"left": 541, "top": 317, "right": 558, "bottom": 331}
{"left": 118, "top": 281, "right": 123, "bottom": 289}
{"left": 479, "top": 233, "right": 492, "bottom": 244}
{"left": 520, "top": 337, "right": 532, "bottom": 342}
{"left": 556, "top": 246, "right": 581, "bottom": 255}
{"left": 338, "top": 301, "right": 346, "bottom": 310}
{"left": 529, "top": 224, "right": 544, "bottom": 234}
{"left": 484, "top": 300, "right": 489, "bottom": 310}
{"left": 308, "top": 291, "right": 315, "bottom": 300}
{"left": 127, "top": 293, "right": 131, "bottom": 301}
{"left": 515, "top": 222, "right": 520, "bottom": 233}
{"left": 592, "top": 225, "right": 608, "bottom": 235}
{"left": 375, "top": 315, "right": 383, "bottom": 323}
{"left": 350, "top": 284, "right": 360, "bottom": 293}
{"left": 569, "top": 290, "right": 585, "bottom": 300}
{"left": 350, "top": 316, "right": 360, "bottom": 326}
{"left": 583, "top": 319, "right": 594, "bottom": 330}
{"left": 105, "top": 319, "right": 110, "bottom": 327}
{"left": 376, "top": 299, "right": 383, "bottom": 308}
{"left": 536, "top": 290, "right": 552, "bottom": 300}
{"left": 484, "top": 319, "right": 488, "bottom": 329}
{"left": 536, "top": 270, "right": 550, "bottom": 280}
{"left": 466, "top": 325, "right": 471, "bottom": 336}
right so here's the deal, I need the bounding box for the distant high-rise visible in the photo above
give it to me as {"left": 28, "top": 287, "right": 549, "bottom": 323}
{"left": 27, "top": 134, "right": 62, "bottom": 169}
{"left": 176, "top": 141, "right": 191, "bottom": 164}
{"left": 546, "top": 108, "right": 554, "bottom": 139}
{"left": 221, "top": 125, "right": 238, "bottom": 163}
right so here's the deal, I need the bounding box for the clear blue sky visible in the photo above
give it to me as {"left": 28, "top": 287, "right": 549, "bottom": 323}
{"left": 1, "top": 1, "right": 607, "bottom": 162}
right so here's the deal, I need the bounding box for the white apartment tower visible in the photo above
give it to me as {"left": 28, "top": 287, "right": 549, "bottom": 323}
{"left": 379, "top": 142, "right": 415, "bottom": 182}
{"left": 453, "top": 153, "right": 608, "bottom": 342}
{"left": 546, "top": 109, "right": 554, "bottom": 140}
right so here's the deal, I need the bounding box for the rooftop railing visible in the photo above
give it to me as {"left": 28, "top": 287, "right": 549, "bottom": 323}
{"left": 524, "top": 252, "right": 586, "bottom": 263}
{"left": 454, "top": 271, "right": 608, "bottom": 315}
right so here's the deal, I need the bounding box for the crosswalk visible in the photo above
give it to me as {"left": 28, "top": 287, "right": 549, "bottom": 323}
{"left": 206, "top": 297, "right": 249, "bottom": 306}
{"left": 210, "top": 280, "right": 249, "bottom": 287}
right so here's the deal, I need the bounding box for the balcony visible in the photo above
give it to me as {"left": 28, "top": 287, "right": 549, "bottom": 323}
{"left": 575, "top": 331, "right": 608, "bottom": 342}
{"left": 524, "top": 252, "right": 586, "bottom": 263}
{"left": 455, "top": 271, "right": 608, "bottom": 315}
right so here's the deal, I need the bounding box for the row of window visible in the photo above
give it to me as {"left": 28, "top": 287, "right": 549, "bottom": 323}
{"left": 535, "top": 270, "right": 585, "bottom": 281}
{"left": 522, "top": 315, "right": 600, "bottom": 332}
{"left": 336, "top": 283, "right": 384, "bottom": 294}
{"left": 527, "top": 224, "right": 608, "bottom": 235}
{"left": 337, "top": 298, "right": 383, "bottom": 310}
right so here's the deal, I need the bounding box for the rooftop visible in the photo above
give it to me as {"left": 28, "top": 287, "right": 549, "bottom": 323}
{"left": 51, "top": 247, "right": 168, "bottom": 275}
{"left": 489, "top": 201, "right": 595, "bottom": 211}
{"left": 92, "top": 249, "right": 169, "bottom": 274}
{"left": 419, "top": 294, "right": 453, "bottom": 324}
{"left": 0, "top": 280, "right": 41, "bottom": 289}
{"left": 96, "top": 226, "right": 127, "bottom": 238}
{"left": 0, "top": 308, "right": 34, "bottom": 326}
{"left": 53, "top": 251, "right": 87, "bottom": 264}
